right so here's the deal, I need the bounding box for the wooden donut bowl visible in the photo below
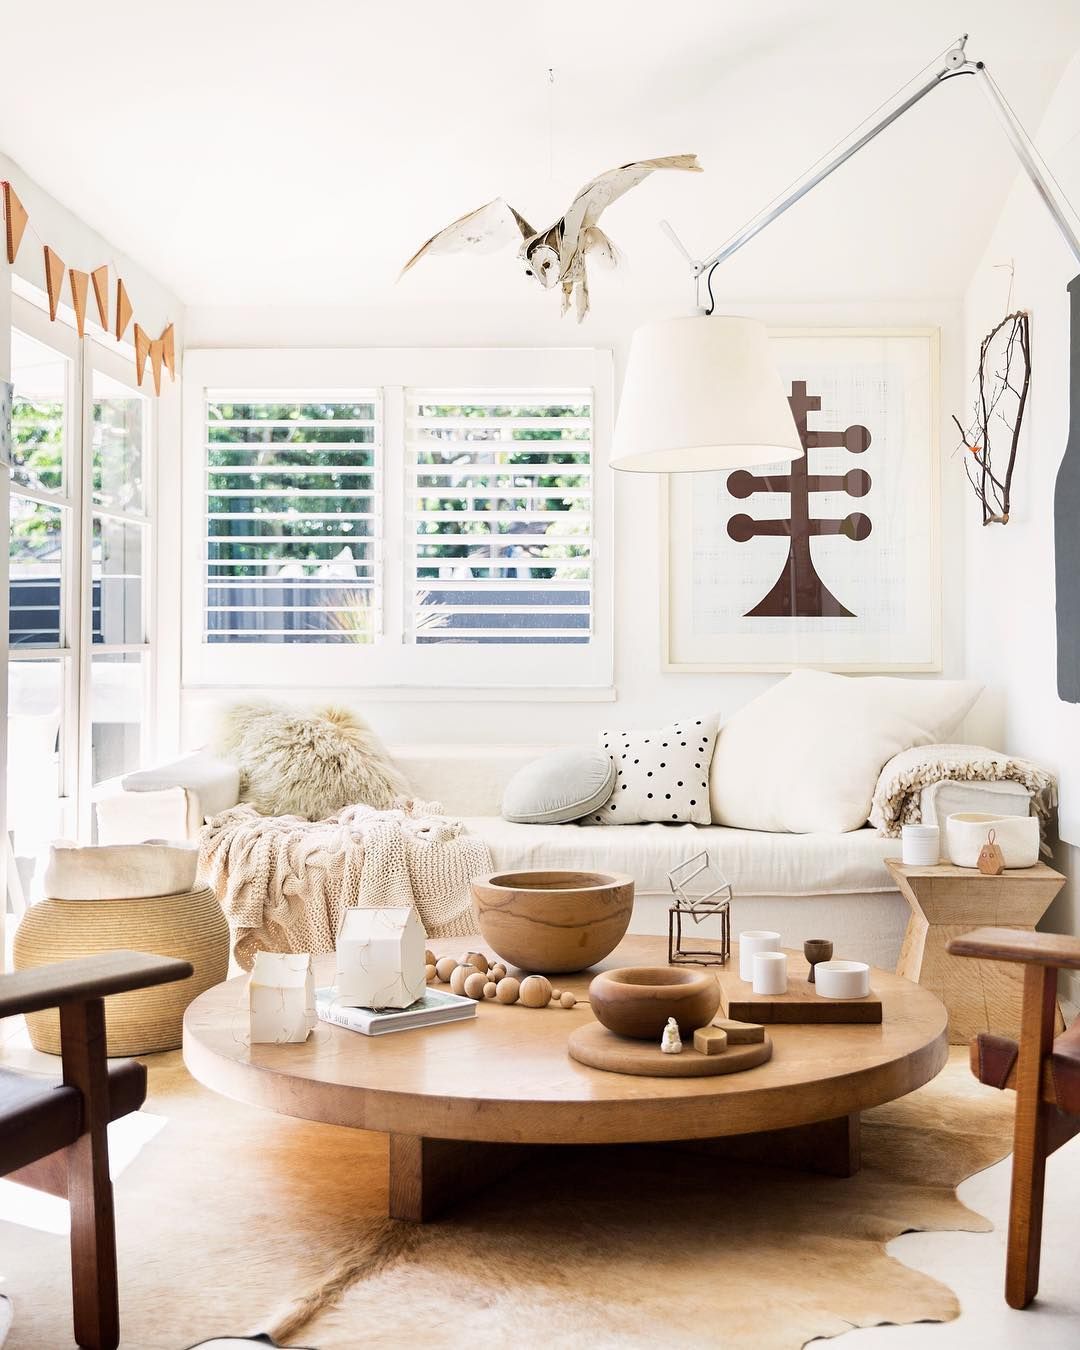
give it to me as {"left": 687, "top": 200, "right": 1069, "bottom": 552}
{"left": 471, "top": 869, "right": 634, "bottom": 974}
{"left": 589, "top": 965, "right": 722, "bottom": 1039}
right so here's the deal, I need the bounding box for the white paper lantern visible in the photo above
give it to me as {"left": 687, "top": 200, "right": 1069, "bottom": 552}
{"left": 249, "top": 952, "right": 316, "bottom": 1044}
{"left": 335, "top": 905, "right": 427, "bottom": 1010}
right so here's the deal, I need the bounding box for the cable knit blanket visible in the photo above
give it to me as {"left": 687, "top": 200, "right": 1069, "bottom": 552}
{"left": 199, "top": 798, "right": 488, "bottom": 969}
{"left": 869, "top": 743, "right": 1056, "bottom": 841}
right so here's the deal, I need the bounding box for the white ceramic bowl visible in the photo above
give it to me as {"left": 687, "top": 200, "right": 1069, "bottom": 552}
{"left": 814, "top": 960, "right": 871, "bottom": 1000}
{"left": 945, "top": 813, "right": 1039, "bottom": 869}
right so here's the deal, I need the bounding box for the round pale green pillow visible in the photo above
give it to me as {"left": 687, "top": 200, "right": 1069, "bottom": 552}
{"left": 502, "top": 748, "right": 616, "bottom": 824}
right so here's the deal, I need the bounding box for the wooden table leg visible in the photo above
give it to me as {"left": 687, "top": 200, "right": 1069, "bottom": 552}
{"left": 666, "top": 1112, "right": 861, "bottom": 1179}
{"left": 388, "top": 1135, "right": 536, "bottom": 1222}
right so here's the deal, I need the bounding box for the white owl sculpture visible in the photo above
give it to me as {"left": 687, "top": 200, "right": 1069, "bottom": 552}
{"left": 400, "top": 154, "right": 702, "bottom": 321}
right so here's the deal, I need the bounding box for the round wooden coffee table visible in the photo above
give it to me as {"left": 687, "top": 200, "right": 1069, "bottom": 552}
{"left": 183, "top": 936, "right": 947, "bottom": 1220}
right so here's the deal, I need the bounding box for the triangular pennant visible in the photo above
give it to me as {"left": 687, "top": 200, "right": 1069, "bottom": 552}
{"left": 161, "top": 322, "right": 176, "bottom": 379}
{"left": 69, "top": 268, "right": 90, "bottom": 337}
{"left": 43, "top": 245, "right": 66, "bottom": 321}
{"left": 91, "top": 265, "right": 109, "bottom": 329}
{"left": 3, "top": 182, "right": 28, "bottom": 265}
{"left": 149, "top": 338, "right": 164, "bottom": 395}
{"left": 133, "top": 323, "right": 151, "bottom": 386}
{"left": 115, "top": 277, "right": 133, "bottom": 341}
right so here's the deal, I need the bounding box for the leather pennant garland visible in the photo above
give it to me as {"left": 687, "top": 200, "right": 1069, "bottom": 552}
{"left": 161, "top": 322, "right": 175, "bottom": 378}
{"left": 43, "top": 245, "right": 66, "bottom": 321}
{"left": 3, "top": 182, "right": 28, "bottom": 265}
{"left": 115, "top": 277, "right": 133, "bottom": 341}
{"left": 91, "top": 264, "right": 109, "bottom": 329}
{"left": 69, "top": 268, "right": 90, "bottom": 337}
{"left": 133, "top": 323, "right": 152, "bottom": 387}
{"left": 148, "top": 338, "right": 164, "bottom": 395}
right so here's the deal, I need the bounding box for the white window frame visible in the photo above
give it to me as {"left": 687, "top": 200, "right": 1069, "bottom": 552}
{"left": 8, "top": 292, "right": 156, "bottom": 838}
{"left": 182, "top": 348, "right": 614, "bottom": 692}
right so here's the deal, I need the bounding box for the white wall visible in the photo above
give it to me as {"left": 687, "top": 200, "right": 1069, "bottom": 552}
{"left": 962, "top": 48, "right": 1080, "bottom": 977}
{"left": 180, "top": 293, "right": 968, "bottom": 749}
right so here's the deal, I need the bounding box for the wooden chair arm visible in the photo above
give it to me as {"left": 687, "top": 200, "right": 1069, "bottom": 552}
{"left": 0, "top": 951, "right": 193, "bottom": 1019}
{"left": 948, "top": 927, "right": 1080, "bottom": 971}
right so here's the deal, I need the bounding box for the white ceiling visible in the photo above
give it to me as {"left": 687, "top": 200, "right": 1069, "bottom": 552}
{"left": 2, "top": 0, "right": 1079, "bottom": 311}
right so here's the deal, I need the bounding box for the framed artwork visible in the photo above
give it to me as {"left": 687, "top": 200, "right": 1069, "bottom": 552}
{"left": 663, "top": 328, "right": 940, "bottom": 672}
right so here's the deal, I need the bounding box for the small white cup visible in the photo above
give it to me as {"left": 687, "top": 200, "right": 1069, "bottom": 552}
{"left": 739, "top": 930, "right": 781, "bottom": 982}
{"left": 901, "top": 823, "right": 940, "bottom": 866}
{"left": 814, "top": 960, "right": 871, "bottom": 1000}
{"left": 752, "top": 951, "right": 788, "bottom": 995}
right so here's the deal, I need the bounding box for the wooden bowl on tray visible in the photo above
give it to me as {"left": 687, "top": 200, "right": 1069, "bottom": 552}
{"left": 471, "top": 869, "right": 635, "bottom": 974}
{"left": 589, "top": 966, "right": 721, "bottom": 1040}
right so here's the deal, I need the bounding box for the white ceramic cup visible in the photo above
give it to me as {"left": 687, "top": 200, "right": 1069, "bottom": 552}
{"left": 814, "top": 960, "right": 871, "bottom": 1000}
{"left": 752, "top": 950, "right": 788, "bottom": 995}
{"left": 739, "top": 930, "right": 781, "bottom": 982}
{"left": 901, "top": 823, "right": 940, "bottom": 866}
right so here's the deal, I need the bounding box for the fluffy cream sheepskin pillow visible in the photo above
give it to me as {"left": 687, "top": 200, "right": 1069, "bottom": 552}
{"left": 214, "top": 702, "right": 410, "bottom": 820}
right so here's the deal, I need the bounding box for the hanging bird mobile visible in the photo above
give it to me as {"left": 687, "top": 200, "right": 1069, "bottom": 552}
{"left": 399, "top": 154, "right": 702, "bottom": 321}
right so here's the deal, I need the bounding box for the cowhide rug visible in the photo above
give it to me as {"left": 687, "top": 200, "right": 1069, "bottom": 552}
{"left": 0, "top": 1050, "right": 1013, "bottom": 1349}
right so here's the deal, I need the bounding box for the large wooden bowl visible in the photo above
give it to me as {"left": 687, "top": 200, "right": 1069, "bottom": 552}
{"left": 471, "top": 869, "right": 634, "bottom": 974}
{"left": 589, "top": 966, "right": 721, "bottom": 1040}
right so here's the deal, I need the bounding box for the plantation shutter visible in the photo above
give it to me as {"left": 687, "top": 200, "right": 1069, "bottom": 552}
{"left": 203, "top": 393, "right": 380, "bottom": 643}
{"left": 405, "top": 390, "right": 593, "bottom": 644}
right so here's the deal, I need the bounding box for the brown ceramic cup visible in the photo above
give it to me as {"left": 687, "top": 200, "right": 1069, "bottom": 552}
{"left": 588, "top": 966, "right": 721, "bottom": 1040}
{"left": 804, "top": 939, "right": 834, "bottom": 984}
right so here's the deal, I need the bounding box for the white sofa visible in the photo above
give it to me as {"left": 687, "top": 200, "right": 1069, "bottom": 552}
{"left": 95, "top": 743, "right": 1036, "bottom": 972}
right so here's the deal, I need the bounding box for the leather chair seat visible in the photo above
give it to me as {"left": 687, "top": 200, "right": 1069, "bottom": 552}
{"left": 973, "top": 1025, "right": 1080, "bottom": 1115}
{"left": 0, "top": 1060, "right": 147, "bottom": 1177}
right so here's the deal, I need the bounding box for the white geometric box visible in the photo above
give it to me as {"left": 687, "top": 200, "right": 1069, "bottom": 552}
{"left": 249, "top": 951, "right": 316, "bottom": 1044}
{"left": 335, "top": 905, "right": 427, "bottom": 1009}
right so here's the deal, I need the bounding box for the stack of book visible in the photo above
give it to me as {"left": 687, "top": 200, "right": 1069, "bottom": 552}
{"left": 314, "top": 986, "right": 477, "bottom": 1036}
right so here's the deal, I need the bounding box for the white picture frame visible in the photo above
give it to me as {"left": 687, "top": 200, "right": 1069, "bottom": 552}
{"left": 663, "top": 327, "right": 941, "bottom": 673}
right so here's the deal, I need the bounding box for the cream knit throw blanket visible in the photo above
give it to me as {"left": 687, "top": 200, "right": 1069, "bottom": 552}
{"left": 869, "top": 743, "right": 1056, "bottom": 841}
{"left": 199, "top": 798, "right": 487, "bottom": 969}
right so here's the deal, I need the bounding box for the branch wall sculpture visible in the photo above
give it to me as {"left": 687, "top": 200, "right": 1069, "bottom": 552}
{"left": 953, "top": 311, "right": 1031, "bottom": 526}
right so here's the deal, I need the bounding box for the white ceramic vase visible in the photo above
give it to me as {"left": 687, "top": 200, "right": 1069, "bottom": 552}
{"left": 752, "top": 951, "right": 788, "bottom": 995}
{"left": 739, "top": 930, "right": 781, "bottom": 982}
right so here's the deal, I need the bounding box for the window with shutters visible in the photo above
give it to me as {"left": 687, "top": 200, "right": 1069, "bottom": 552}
{"left": 406, "top": 392, "right": 592, "bottom": 645}
{"left": 182, "top": 348, "right": 612, "bottom": 691}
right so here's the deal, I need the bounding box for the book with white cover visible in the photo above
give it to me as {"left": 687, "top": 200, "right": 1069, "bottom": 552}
{"left": 314, "top": 985, "right": 477, "bottom": 1036}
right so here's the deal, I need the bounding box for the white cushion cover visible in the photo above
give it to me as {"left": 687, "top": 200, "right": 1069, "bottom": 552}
{"left": 464, "top": 817, "right": 900, "bottom": 898}
{"left": 591, "top": 717, "right": 718, "bottom": 825}
{"left": 709, "top": 672, "right": 981, "bottom": 834}
{"left": 123, "top": 750, "right": 241, "bottom": 820}
{"left": 43, "top": 839, "right": 200, "bottom": 900}
{"left": 502, "top": 747, "right": 616, "bottom": 824}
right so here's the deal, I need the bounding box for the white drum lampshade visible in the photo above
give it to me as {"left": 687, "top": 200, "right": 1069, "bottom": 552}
{"left": 611, "top": 315, "right": 803, "bottom": 472}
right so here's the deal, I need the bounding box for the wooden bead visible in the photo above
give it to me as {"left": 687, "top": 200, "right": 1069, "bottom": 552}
{"left": 425, "top": 963, "right": 437, "bottom": 984}
{"left": 551, "top": 990, "right": 562, "bottom": 1001}
{"left": 461, "top": 951, "right": 489, "bottom": 972}
{"left": 518, "top": 975, "right": 552, "bottom": 1009}
{"left": 424, "top": 949, "right": 436, "bottom": 967}
{"left": 489, "top": 963, "right": 507, "bottom": 982}
{"left": 463, "top": 971, "right": 488, "bottom": 1001}
{"left": 559, "top": 992, "right": 576, "bottom": 1009}
{"left": 495, "top": 977, "right": 520, "bottom": 1004}
{"left": 450, "top": 965, "right": 471, "bottom": 996}
{"left": 484, "top": 982, "right": 498, "bottom": 999}
{"left": 435, "top": 957, "right": 458, "bottom": 983}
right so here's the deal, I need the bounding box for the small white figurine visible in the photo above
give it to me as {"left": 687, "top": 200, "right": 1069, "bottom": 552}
{"left": 660, "top": 1017, "right": 683, "bottom": 1054}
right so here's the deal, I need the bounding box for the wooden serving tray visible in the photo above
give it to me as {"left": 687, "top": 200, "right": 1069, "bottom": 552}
{"left": 568, "top": 1022, "right": 772, "bottom": 1077}
{"left": 722, "top": 975, "right": 882, "bottom": 1024}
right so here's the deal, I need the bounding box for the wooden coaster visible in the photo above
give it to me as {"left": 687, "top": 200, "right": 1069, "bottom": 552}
{"left": 568, "top": 1022, "right": 772, "bottom": 1077}
{"left": 722, "top": 975, "right": 882, "bottom": 1025}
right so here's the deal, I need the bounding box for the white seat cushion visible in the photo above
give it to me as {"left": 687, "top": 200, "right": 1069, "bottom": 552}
{"left": 464, "top": 817, "right": 901, "bottom": 899}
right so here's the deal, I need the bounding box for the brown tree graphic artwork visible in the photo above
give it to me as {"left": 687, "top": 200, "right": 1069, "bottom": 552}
{"left": 726, "top": 380, "right": 872, "bottom": 618}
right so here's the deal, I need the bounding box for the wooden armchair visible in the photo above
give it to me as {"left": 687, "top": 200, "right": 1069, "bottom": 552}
{"left": 0, "top": 951, "right": 193, "bottom": 1350}
{"left": 948, "top": 926, "right": 1080, "bottom": 1309}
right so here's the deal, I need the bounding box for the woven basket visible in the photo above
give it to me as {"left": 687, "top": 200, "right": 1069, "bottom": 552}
{"left": 13, "top": 886, "right": 230, "bottom": 1056}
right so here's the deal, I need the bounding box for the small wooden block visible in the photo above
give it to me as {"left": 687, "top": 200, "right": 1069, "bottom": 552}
{"left": 693, "top": 1026, "right": 728, "bottom": 1056}
{"left": 711, "top": 1017, "right": 765, "bottom": 1045}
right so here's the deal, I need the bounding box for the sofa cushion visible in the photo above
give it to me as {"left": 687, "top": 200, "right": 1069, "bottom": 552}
{"left": 591, "top": 717, "right": 718, "bottom": 825}
{"left": 502, "top": 747, "right": 616, "bottom": 824}
{"left": 709, "top": 671, "right": 981, "bottom": 834}
{"left": 465, "top": 817, "right": 900, "bottom": 898}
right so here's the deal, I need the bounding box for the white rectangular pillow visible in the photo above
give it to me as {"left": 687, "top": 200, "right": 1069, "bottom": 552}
{"left": 589, "top": 717, "right": 718, "bottom": 825}
{"left": 709, "top": 671, "right": 981, "bottom": 833}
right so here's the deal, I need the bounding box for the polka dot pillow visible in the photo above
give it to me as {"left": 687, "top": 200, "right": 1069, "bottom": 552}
{"left": 590, "top": 717, "right": 719, "bottom": 825}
